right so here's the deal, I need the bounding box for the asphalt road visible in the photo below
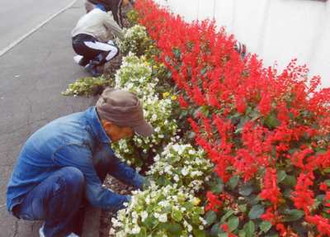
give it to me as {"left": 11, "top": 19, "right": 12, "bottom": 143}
{"left": 0, "top": 0, "right": 75, "bottom": 55}
{"left": 0, "top": 0, "right": 97, "bottom": 236}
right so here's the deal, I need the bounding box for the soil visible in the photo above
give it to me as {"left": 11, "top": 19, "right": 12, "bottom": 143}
{"left": 99, "top": 176, "right": 134, "bottom": 237}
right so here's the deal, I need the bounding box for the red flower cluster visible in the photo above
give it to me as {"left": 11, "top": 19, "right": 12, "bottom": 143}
{"left": 291, "top": 171, "right": 315, "bottom": 214}
{"left": 259, "top": 168, "right": 281, "bottom": 207}
{"left": 135, "top": 0, "right": 330, "bottom": 235}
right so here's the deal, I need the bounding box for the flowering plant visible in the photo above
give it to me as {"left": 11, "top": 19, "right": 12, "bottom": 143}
{"left": 111, "top": 184, "right": 206, "bottom": 237}
{"left": 135, "top": 0, "right": 330, "bottom": 236}
{"left": 62, "top": 76, "right": 112, "bottom": 96}
{"left": 116, "top": 24, "right": 152, "bottom": 57}
{"left": 114, "top": 53, "right": 157, "bottom": 98}
{"left": 111, "top": 53, "right": 178, "bottom": 168}
{"left": 112, "top": 94, "right": 178, "bottom": 169}
{"left": 147, "top": 143, "right": 213, "bottom": 194}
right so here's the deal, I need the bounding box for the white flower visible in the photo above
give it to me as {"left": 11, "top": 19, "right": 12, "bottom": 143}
{"left": 145, "top": 196, "right": 151, "bottom": 204}
{"left": 164, "top": 166, "right": 172, "bottom": 174}
{"left": 159, "top": 200, "right": 170, "bottom": 207}
{"left": 131, "top": 226, "right": 141, "bottom": 234}
{"left": 132, "top": 211, "right": 138, "bottom": 219}
{"left": 111, "top": 217, "right": 122, "bottom": 227}
{"left": 109, "top": 228, "right": 116, "bottom": 235}
{"left": 199, "top": 217, "right": 207, "bottom": 225}
{"left": 151, "top": 114, "right": 157, "bottom": 121}
{"left": 141, "top": 211, "right": 148, "bottom": 221}
{"left": 188, "top": 149, "right": 196, "bottom": 155}
{"left": 181, "top": 167, "right": 189, "bottom": 176}
{"left": 158, "top": 213, "right": 168, "bottom": 223}
{"left": 187, "top": 224, "right": 193, "bottom": 232}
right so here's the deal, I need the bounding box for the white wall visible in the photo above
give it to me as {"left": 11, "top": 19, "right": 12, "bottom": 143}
{"left": 154, "top": 0, "right": 330, "bottom": 88}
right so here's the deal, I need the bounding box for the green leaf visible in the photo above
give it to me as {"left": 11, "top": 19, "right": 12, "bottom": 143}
{"left": 277, "top": 170, "right": 287, "bottom": 183}
{"left": 210, "top": 176, "right": 224, "bottom": 194}
{"left": 136, "top": 227, "right": 147, "bottom": 237}
{"left": 248, "top": 205, "right": 264, "bottom": 219}
{"left": 264, "top": 234, "right": 279, "bottom": 237}
{"left": 204, "top": 211, "right": 217, "bottom": 227}
{"left": 243, "top": 221, "right": 255, "bottom": 237}
{"left": 201, "top": 67, "right": 208, "bottom": 75}
{"left": 159, "top": 222, "right": 183, "bottom": 234}
{"left": 260, "top": 221, "right": 272, "bottom": 233}
{"left": 218, "top": 234, "right": 228, "bottom": 237}
{"left": 171, "top": 209, "right": 183, "bottom": 222}
{"left": 282, "top": 175, "right": 296, "bottom": 187}
{"left": 282, "top": 209, "right": 304, "bottom": 222}
{"left": 239, "top": 182, "right": 254, "bottom": 196}
{"left": 193, "top": 229, "right": 206, "bottom": 237}
{"left": 209, "top": 222, "right": 223, "bottom": 237}
{"left": 228, "top": 216, "right": 239, "bottom": 232}
{"left": 315, "top": 194, "right": 325, "bottom": 209}
{"left": 264, "top": 113, "right": 280, "bottom": 129}
{"left": 220, "top": 210, "right": 235, "bottom": 222}
{"left": 227, "top": 175, "right": 240, "bottom": 190}
{"left": 211, "top": 183, "right": 224, "bottom": 194}
{"left": 173, "top": 48, "right": 181, "bottom": 58}
{"left": 322, "top": 211, "right": 330, "bottom": 219}
{"left": 246, "top": 194, "right": 259, "bottom": 206}
{"left": 238, "top": 204, "right": 247, "bottom": 212}
{"left": 238, "top": 230, "right": 246, "bottom": 237}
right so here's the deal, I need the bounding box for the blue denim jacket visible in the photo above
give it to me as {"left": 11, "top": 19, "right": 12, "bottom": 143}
{"left": 7, "top": 107, "right": 143, "bottom": 212}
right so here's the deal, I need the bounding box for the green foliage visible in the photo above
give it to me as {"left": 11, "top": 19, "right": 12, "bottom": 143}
{"left": 248, "top": 205, "right": 264, "bottom": 219}
{"left": 62, "top": 76, "right": 112, "bottom": 96}
{"left": 111, "top": 184, "right": 207, "bottom": 237}
{"left": 117, "top": 24, "right": 153, "bottom": 57}
{"left": 126, "top": 9, "right": 139, "bottom": 26}
{"left": 147, "top": 143, "right": 214, "bottom": 194}
{"left": 204, "top": 176, "right": 281, "bottom": 236}
{"left": 110, "top": 53, "right": 179, "bottom": 169}
{"left": 112, "top": 95, "right": 178, "bottom": 169}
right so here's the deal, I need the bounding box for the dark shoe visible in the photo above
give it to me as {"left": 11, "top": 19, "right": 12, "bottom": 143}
{"left": 84, "top": 63, "right": 102, "bottom": 77}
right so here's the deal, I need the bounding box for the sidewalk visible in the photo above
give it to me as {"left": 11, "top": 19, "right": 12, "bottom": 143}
{"left": 0, "top": 0, "right": 100, "bottom": 236}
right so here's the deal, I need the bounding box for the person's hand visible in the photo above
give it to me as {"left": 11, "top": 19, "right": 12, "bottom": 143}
{"left": 125, "top": 195, "right": 132, "bottom": 203}
{"left": 142, "top": 176, "right": 154, "bottom": 190}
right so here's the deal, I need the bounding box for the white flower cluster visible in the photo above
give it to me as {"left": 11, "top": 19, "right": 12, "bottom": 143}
{"left": 147, "top": 143, "right": 213, "bottom": 194}
{"left": 110, "top": 24, "right": 212, "bottom": 237}
{"left": 111, "top": 184, "right": 206, "bottom": 237}
{"left": 114, "top": 53, "right": 156, "bottom": 98}
{"left": 116, "top": 24, "right": 150, "bottom": 55}
{"left": 113, "top": 94, "right": 178, "bottom": 167}
{"left": 112, "top": 53, "right": 178, "bottom": 167}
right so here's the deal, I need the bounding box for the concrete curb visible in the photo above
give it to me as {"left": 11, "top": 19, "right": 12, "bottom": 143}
{"left": 0, "top": 0, "right": 78, "bottom": 57}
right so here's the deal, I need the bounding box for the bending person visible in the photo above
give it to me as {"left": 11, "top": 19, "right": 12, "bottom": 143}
{"left": 7, "top": 88, "right": 154, "bottom": 237}
{"left": 72, "top": 4, "right": 123, "bottom": 76}
{"left": 84, "top": 0, "right": 132, "bottom": 27}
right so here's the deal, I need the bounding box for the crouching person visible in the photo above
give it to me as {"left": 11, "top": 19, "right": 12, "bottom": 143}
{"left": 6, "top": 88, "right": 153, "bottom": 237}
{"left": 72, "top": 4, "right": 124, "bottom": 76}
{"left": 84, "top": 0, "right": 133, "bottom": 28}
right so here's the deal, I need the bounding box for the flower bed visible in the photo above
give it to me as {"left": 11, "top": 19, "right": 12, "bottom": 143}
{"left": 123, "top": 0, "right": 330, "bottom": 236}
{"left": 64, "top": 1, "right": 330, "bottom": 235}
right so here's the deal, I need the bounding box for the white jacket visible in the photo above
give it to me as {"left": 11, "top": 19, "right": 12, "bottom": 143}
{"left": 71, "top": 8, "right": 123, "bottom": 42}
